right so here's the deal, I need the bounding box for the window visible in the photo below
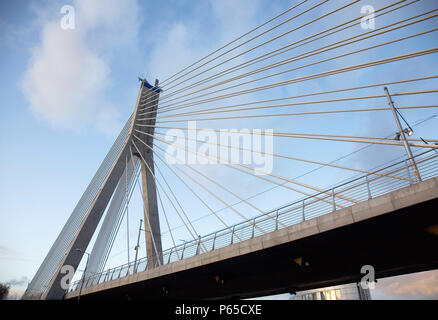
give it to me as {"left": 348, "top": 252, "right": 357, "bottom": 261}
{"left": 329, "top": 290, "right": 337, "bottom": 300}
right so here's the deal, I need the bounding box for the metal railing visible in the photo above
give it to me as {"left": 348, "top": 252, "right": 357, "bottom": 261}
{"left": 68, "top": 150, "right": 438, "bottom": 294}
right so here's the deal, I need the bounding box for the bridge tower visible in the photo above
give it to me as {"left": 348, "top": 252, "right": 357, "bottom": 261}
{"left": 131, "top": 79, "right": 163, "bottom": 268}
{"left": 22, "top": 79, "right": 163, "bottom": 300}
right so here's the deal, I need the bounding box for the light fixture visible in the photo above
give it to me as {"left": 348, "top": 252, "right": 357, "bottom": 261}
{"left": 403, "top": 128, "right": 413, "bottom": 136}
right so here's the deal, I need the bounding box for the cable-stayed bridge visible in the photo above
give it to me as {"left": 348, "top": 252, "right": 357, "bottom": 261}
{"left": 23, "top": 0, "right": 438, "bottom": 300}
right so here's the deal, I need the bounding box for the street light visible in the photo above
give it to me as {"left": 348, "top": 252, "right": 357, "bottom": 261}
{"left": 75, "top": 248, "right": 90, "bottom": 301}
{"left": 395, "top": 128, "right": 413, "bottom": 141}
{"left": 385, "top": 86, "right": 420, "bottom": 181}
{"left": 403, "top": 128, "right": 413, "bottom": 136}
{"left": 134, "top": 219, "right": 144, "bottom": 273}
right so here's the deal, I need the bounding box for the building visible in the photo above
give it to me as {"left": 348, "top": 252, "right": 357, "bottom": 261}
{"left": 290, "top": 283, "right": 371, "bottom": 300}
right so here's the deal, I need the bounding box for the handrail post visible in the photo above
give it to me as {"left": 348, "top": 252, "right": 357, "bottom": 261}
{"left": 332, "top": 188, "right": 336, "bottom": 211}
{"left": 275, "top": 209, "right": 279, "bottom": 230}
{"left": 196, "top": 235, "right": 201, "bottom": 255}
{"left": 181, "top": 242, "right": 186, "bottom": 260}
{"left": 405, "top": 160, "right": 413, "bottom": 185}
{"left": 97, "top": 273, "right": 103, "bottom": 285}
{"left": 251, "top": 218, "right": 256, "bottom": 238}
{"left": 230, "top": 226, "right": 235, "bottom": 245}
{"left": 211, "top": 232, "right": 217, "bottom": 251}
{"left": 168, "top": 248, "right": 173, "bottom": 264}
{"left": 302, "top": 199, "right": 305, "bottom": 222}
{"left": 366, "top": 175, "right": 372, "bottom": 199}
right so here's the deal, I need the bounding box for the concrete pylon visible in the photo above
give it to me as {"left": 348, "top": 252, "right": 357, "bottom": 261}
{"left": 131, "top": 79, "right": 163, "bottom": 268}
{"left": 37, "top": 80, "right": 163, "bottom": 299}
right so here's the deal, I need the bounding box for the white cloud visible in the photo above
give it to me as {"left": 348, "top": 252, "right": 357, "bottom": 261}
{"left": 147, "top": 22, "right": 204, "bottom": 82}
{"left": 5, "top": 276, "right": 30, "bottom": 287}
{"left": 374, "top": 270, "right": 438, "bottom": 299}
{"left": 146, "top": 0, "right": 263, "bottom": 84}
{"left": 21, "top": 0, "right": 141, "bottom": 133}
{"left": 209, "top": 0, "right": 262, "bottom": 41}
{"left": 22, "top": 22, "right": 109, "bottom": 128}
{"left": 75, "top": 0, "right": 140, "bottom": 50}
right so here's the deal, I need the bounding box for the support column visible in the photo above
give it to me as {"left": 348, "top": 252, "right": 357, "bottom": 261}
{"left": 139, "top": 153, "right": 163, "bottom": 267}
{"left": 132, "top": 79, "right": 163, "bottom": 268}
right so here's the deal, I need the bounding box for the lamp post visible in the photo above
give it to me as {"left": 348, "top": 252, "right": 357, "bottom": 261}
{"left": 384, "top": 87, "right": 421, "bottom": 182}
{"left": 75, "top": 248, "right": 90, "bottom": 300}
{"left": 134, "top": 219, "right": 144, "bottom": 272}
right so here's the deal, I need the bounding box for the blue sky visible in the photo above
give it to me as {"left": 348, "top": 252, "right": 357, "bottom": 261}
{"left": 1, "top": 0, "right": 438, "bottom": 299}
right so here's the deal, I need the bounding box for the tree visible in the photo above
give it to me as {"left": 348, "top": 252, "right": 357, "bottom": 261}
{"left": 0, "top": 283, "right": 9, "bottom": 300}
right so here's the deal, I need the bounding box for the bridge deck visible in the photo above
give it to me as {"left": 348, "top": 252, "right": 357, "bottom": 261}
{"left": 66, "top": 175, "right": 438, "bottom": 299}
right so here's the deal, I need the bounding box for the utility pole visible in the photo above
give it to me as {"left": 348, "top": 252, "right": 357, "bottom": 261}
{"left": 134, "top": 219, "right": 143, "bottom": 272}
{"left": 384, "top": 87, "right": 421, "bottom": 182}
{"left": 75, "top": 248, "right": 90, "bottom": 301}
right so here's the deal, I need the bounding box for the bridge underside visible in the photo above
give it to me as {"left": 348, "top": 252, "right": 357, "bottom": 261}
{"left": 66, "top": 178, "right": 438, "bottom": 300}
